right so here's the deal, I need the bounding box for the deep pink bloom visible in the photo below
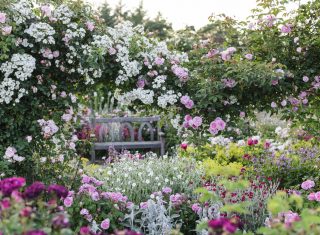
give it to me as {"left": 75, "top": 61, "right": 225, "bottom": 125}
{"left": 180, "top": 143, "right": 188, "bottom": 150}
{"left": 0, "top": 199, "right": 10, "bottom": 209}
{"left": 80, "top": 226, "right": 91, "bottom": 235}
{"left": 24, "top": 230, "right": 47, "bottom": 235}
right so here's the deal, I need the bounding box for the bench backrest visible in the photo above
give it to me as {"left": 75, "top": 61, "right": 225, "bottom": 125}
{"left": 91, "top": 116, "right": 161, "bottom": 142}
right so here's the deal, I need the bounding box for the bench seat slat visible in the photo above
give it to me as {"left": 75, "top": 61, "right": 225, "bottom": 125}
{"left": 95, "top": 116, "right": 160, "bottom": 123}
{"left": 94, "top": 141, "right": 162, "bottom": 150}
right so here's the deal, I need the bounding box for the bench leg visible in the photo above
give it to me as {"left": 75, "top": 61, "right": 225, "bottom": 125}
{"left": 90, "top": 146, "right": 96, "bottom": 163}
{"left": 160, "top": 139, "right": 165, "bottom": 156}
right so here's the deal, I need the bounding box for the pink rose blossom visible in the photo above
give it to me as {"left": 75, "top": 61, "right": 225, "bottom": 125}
{"left": 308, "top": 192, "right": 316, "bottom": 201}
{"left": 80, "top": 208, "right": 89, "bottom": 215}
{"left": 301, "top": 180, "right": 315, "bottom": 190}
{"left": 101, "top": 218, "right": 110, "bottom": 230}
{"left": 240, "top": 111, "right": 245, "bottom": 118}
{"left": 0, "top": 13, "right": 6, "bottom": 23}
{"left": 192, "top": 116, "right": 202, "bottom": 128}
{"left": 5, "top": 147, "right": 16, "bottom": 158}
{"left": 314, "top": 191, "right": 320, "bottom": 201}
{"left": 271, "top": 102, "right": 277, "bottom": 108}
{"left": 162, "top": 187, "right": 172, "bottom": 194}
{"left": 185, "top": 100, "right": 194, "bottom": 109}
{"left": 140, "top": 202, "right": 148, "bottom": 209}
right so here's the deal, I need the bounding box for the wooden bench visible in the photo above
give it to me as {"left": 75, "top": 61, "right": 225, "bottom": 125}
{"left": 90, "top": 116, "right": 165, "bottom": 162}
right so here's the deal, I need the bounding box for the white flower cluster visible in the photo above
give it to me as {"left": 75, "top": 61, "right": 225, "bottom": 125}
{"left": 24, "top": 22, "right": 55, "bottom": 44}
{"left": 37, "top": 119, "right": 59, "bottom": 138}
{"left": 63, "top": 23, "right": 86, "bottom": 43}
{"left": 275, "top": 126, "right": 290, "bottom": 138}
{"left": 117, "top": 88, "right": 154, "bottom": 105}
{"left": 3, "top": 147, "right": 25, "bottom": 163}
{"left": 0, "top": 53, "right": 36, "bottom": 104}
{"left": 157, "top": 90, "right": 179, "bottom": 108}
{"left": 209, "top": 135, "right": 232, "bottom": 146}
{"left": 53, "top": 5, "right": 74, "bottom": 24}
{"left": 11, "top": 0, "right": 35, "bottom": 25}
{"left": 152, "top": 75, "right": 167, "bottom": 89}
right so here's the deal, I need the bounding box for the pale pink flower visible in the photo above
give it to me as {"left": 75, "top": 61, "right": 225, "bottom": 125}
{"left": 154, "top": 57, "right": 165, "bottom": 66}
{"left": 240, "top": 111, "right": 245, "bottom": 118}
{"left": 109, "top": 47, "right": 117, "bottom": 55}
{"left": 2, "top": 26, "right": 12, "bottom": 35}
{"left": 191, "top": 203, "right": 202, "bottom": 213}
{"left": 80, "top": 208, "right": 89, "bottom": 215}
{"left": 0, "top": 13, "right": 6, "bottom": 23}
{"left": 303, "top": 76, "right": 309, "bottom": 82}
{"left": 315, "top": 192, "right": 320, "bottom": 202}
{"left": 62, "top": 113, "right": 72, "bottom": 122}
{"left": 26, "top": 136, "right": 32, "bottom": 143}
{"left": 192, "top": 116, "right": 202, "bottom": 128}
{"left": 185, "top": 100, "right": 194, "bottom": 109}
{"left": 245, "top": 53, "right": 253, "bottom": 60}
{"left": 296, "top": 47, "right": 302, "bottom": 53}
{"left": 40, "top": 5, "right": 52, "bottom": 17}
{"left": 271, "top": 102, "right": 277, "bottom": 108}
{"left": 53, "top": 51, "right": 60, "bottom": 58}
{"left": 5, "top": 147, "right": 16, "bottom": 158}
{"left": 85, "top": 21, "right": 95, "bottom": 31}
{"left": 281, "top": 24, "right": 292, "bottom": 34}
{"left": 301, "top": 180, "right": 315, "bottom": 190}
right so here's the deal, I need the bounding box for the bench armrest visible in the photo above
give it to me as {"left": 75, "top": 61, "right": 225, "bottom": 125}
{"left": 158, "top": 131, "right": 165, "bottom": 137}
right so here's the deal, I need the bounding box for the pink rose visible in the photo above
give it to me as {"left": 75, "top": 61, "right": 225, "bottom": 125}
{"left": 185, "top": 100, "right": 194, "bottom": 109}
{"left": 101, "top": 218, "right": 110, "bottom": 230}
{"left": 63, "top": 197, "right": 73, "bottom": 207}
{"left": 315, "top": 192, "right": 320, "bottom": 202}
{"left": 308, "top": 192, "right": 316, "bottom": 201}
{"left": 301, "top": 180, "right": 315, "bottom": 190}
{"left": 108, "top": 47, "right": 117, "bottom": 55}
{"left": 240, "top": 111, "right": 245, "bottom": 118}
{"left": 5, "top": 147, "right": 16, "bottom": 158}
{"left": 192, "top": 116, "right": 202, "bottom": 128}
{"left": 0, "top": 13, "right": 6, "bottom": 23}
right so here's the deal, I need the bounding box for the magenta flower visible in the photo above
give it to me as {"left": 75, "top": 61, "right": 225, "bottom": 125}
{"left": 79, "top": 226, "right": 91, "bottom": 235}
{"left": 0, "top": 177, "right": 26, "bottom": 196}
{"left": 24, "top": 182, "right": 46, "bottom": 199}
{"left": 24, "top": 230, "right": 47, "bottom": 235}
{"left": 180, "top": 142, "right": 188, "bottom": 150}
{"left": 48, "top": 184, "right": 68, "bottom": 198}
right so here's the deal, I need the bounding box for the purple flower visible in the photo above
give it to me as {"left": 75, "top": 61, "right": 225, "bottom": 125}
{"left": 48, "top": 184, "right": 68, "bottom": 198}
{"left": 23, "top": 182, "right": 46, "bottom": 199}
{"left": 172, "top": 65, "right": 189, "bottom": 82}
{"left": 154, "top": 57, "right": 165, "bottom": 66}
{"left": 301, "top": 180, "right": 315, "bottom": 190}
{"left": 136, "top": 79, "right": 145, "bottom": 88}
{"left": 24, "top": 230, "right": 47, "bottom": 235}
{"left": 80, "top": 208, "right": 89, "bottom": 215}
{"left": 52, "top": 214, "right": 70, "bottom": 229}
{"left": 222, "top": 78, "right": 237, "bottom": 88}
{"left": 281, "top": 24, "right": 292, "bottom": 34}
{"left": 245, "top": 54, "right": 253, "bottom": 60}
{"left": 303, "top": 76, "right": 309, "bottom": 82}
{"left": 162, "top": 187, "right": 172, "bottom": 194}
{"left": 191, "top": 203, "right": 202, "bottom": 213}
{"left": 192, "top": 116, "right": 202, "bottom": 128}
{"left": 0, "top": 177, "right": 26, "bottom": 196}
{"left": 140, "top": 201, "right": 148, "bottom": 209}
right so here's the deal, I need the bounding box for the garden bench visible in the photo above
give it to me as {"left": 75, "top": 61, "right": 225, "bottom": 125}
{"left": 90, "top": 116, "right": 165, "bottom": 162}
